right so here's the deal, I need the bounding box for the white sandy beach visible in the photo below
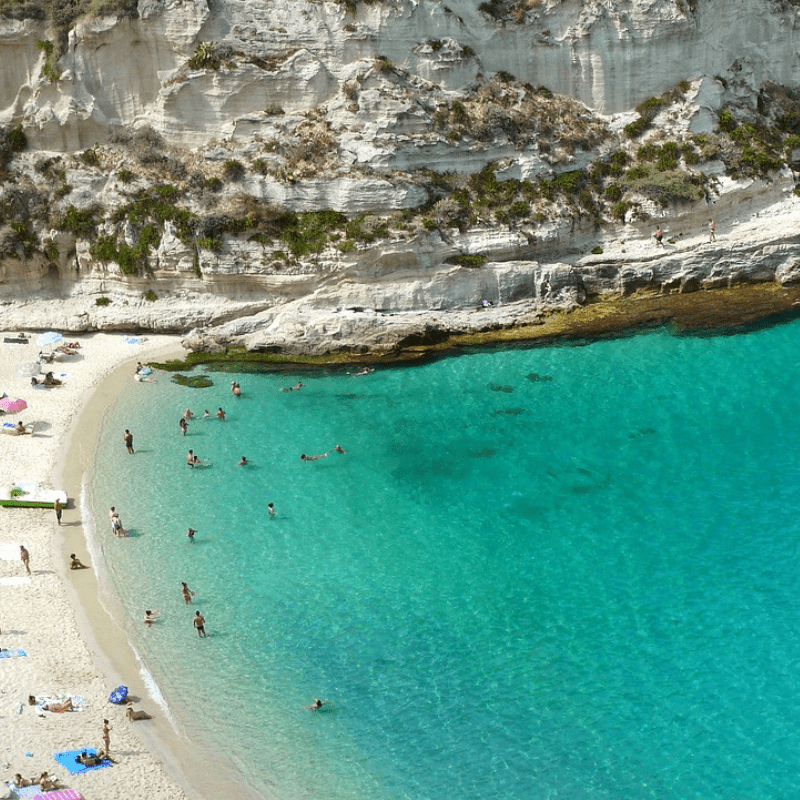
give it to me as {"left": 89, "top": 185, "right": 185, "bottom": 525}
{"left": 0, "top": 332, "right": 209, "bottom": 800}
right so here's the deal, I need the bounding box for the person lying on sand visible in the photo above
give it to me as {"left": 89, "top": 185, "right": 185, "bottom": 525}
{"left": 126, "top": 702, "right": 152, "bottom": 721}
{"left": 76, "top": 751, "right": 104, "bottom": 767}
{"left": 13, "top": 774, "right": 33, "bottom": 787}
{"left": 39, "top": 772, "right": 60, "bottom": 790}
{"left": 70, "top": 553, "right": 88, "bottom": 569}
{"left": 42, "top": 698, "right": 75, "bottom": 712}
{"left": 43, "top": 372, "right": 62, "bottom": 386}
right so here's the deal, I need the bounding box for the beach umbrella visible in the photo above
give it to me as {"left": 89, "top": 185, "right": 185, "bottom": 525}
{"left": 17, "top": 362, "right": 41, "bottom": 377}
{"left": 0, "top": 397, "right": 27, "bottom": 413}
{"left": 36, "top": 331, "right": 63, "bottom": 347}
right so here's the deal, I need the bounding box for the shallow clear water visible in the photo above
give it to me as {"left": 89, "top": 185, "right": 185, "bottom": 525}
{"left": 90, "top": 321, "right": 800, "bottom": 800}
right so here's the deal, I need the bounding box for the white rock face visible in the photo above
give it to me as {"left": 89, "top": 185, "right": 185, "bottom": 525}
{"left": 2, "top": 0, "right": 800, "bottom": 355}
{"left": 3, "top": 0, "right": 800, "bottom": 149}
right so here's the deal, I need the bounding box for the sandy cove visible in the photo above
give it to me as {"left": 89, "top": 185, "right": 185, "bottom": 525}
{"left": 0, "top": 332, "right": 230, "bottom": 800}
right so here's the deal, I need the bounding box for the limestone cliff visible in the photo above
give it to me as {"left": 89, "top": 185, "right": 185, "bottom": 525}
{"left": 1, "top": 0, "right": 800, "bottom": 354}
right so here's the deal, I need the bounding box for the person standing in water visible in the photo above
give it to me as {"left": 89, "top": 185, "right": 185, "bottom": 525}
{"left": 181, "top": 582, "right": 195, "bottom": 604}
{"left": 193, "top": 610, "right": 206, "bottom": 638}
{"left": 123, "top": 429, "right": 134, "bottom": 454}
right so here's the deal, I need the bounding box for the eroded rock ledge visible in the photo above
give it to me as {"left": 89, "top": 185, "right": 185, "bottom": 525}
{"left": 2, "top": 180, "right": 799, "bottom": 358}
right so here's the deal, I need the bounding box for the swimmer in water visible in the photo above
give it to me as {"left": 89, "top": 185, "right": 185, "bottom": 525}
{"left": 333, "top": 444, "right": 346, "bottom": 454}
{"left": 143, "top": 609, "right": 160, "bottom": 626}
{"left": 307, "top": 698, "right": 330, "bottom": 710}
{"left": 238, "top": 456, "right": 248, "bottom": 466}
{"left": 301, "top": 453, "right": 328, "bottom": 461}
{"left": 268, "top": 502, "right": 275, "bottom": 516}
{"left": 187, "top": 527, "right": 196, "bottom": 541}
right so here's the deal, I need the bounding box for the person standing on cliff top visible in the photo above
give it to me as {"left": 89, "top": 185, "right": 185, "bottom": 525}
{"left": 709, "top": 219, "right": 716, "bottom": 242}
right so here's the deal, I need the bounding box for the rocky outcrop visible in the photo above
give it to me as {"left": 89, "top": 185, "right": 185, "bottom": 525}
{"left": 2, "top": 0, "right": 800, "bottom": 355}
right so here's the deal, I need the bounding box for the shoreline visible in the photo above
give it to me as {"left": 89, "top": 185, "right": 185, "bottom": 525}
{"left": 0, "top": 332, "right": 237, "bottom": 800}
{"left": 0, "top": 282, "right": 798, "bottom": 800}
{"left": 55, "top": 340, "right": 239, "bottom": 800}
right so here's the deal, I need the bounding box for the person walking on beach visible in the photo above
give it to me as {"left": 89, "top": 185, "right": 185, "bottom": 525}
{"left": 181, "top": 581, "right": 195, "bottom": 604}
{"left": 54, "top": 497, "right": 63, "bottom": 526}
{"left": 20, "top": 545, "right": 30, "bottom": 575}
{"left": 193, "top": 610, "right": 206, "bottom": 637}
{"left": 709, "top": 219, "right": 716, "bottom": 242}
{"left": 123, "top": 429, "right": 134, "bottom": 454}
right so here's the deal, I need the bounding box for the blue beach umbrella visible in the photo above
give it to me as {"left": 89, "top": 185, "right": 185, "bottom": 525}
{"left": 36, "top": 331, "right": 63, "bottom": 347}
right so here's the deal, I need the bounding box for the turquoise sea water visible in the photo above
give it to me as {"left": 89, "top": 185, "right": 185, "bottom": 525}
{"left": 89, "top": 320, "right": 800, "bottom": 800}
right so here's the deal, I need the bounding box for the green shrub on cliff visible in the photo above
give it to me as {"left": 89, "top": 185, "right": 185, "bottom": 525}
{"left": 56, "top": 205, "right": 96, "bottom": 237}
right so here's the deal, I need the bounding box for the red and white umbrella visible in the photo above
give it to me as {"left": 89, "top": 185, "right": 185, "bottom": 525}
{"left": 0, "top": 397, "right": 27, "bottom": 414}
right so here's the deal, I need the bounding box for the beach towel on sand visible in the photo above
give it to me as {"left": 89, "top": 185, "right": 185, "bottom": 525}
{"left": 53, "top": 748, "right": 112, "bottom": 775}
{"left": 6, "top": 781, "right": 42, "bottom": 799}
{"left": 33, "top": 790, "right": 82, "bottom": 800}
{"left": 0, "top": 649, "right": 27, "bottom": 658}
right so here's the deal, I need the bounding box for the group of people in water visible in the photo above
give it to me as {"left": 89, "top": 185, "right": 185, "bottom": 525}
{"left": 104, "top": 369, "right": 380, "bottom": 714}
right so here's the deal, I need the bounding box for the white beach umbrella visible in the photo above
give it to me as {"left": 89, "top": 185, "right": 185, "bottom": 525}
{"left": 36, "top": 331, "right": 63, "bottom": 347}
{"left": 17, "top": 362, "right": 41, "bottom": 377}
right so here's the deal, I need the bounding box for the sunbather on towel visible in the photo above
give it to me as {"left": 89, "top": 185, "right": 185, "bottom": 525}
{"left": 76, "top": 750, "right": 103, "bottom": 767}
{"left": 13, "top": 773, "right": 33, "bottom": 787}
{"left": 42, "top": 697, "right": 74, "bottom": 712}
{"left": 43, "top": 372, "right": 62, "bottom": 386}
{"left": 2, "top": 421, "right": 29, "bottom": 435}
{"left": 39, "top": 771, "right": 60, "bottom": 790}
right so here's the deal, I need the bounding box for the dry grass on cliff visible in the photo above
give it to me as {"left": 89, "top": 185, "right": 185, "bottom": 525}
{"left": 432, "top": 75, "right": 609, "bottom": 156}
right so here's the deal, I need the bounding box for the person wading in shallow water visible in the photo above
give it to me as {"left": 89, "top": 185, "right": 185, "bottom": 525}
{"left": 193, "top": 610, "right": 206, "bottom": 637}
